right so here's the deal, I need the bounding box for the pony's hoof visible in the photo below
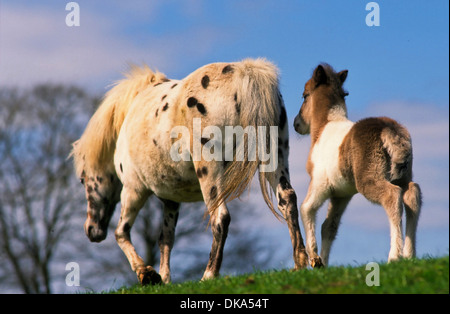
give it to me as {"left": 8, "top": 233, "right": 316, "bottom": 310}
{"left": 292, "top": 258, "right": 309, "bottom": 271}
{"left": 310, "top": 257, "right": 324, "bottom": 268}
{"left": 137, "top": 266, "right": 162, "bottom": 286}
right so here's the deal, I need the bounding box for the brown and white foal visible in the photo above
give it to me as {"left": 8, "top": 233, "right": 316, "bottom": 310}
{"left": 294, "top": 64, "right": 422, "bottom": 267}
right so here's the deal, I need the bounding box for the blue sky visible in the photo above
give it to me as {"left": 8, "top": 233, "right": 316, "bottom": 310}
{"left": 1, "top": 0, "right": 448, "bottom": 284}
{"left": 1, "top": 1, "right": 448, "bottom": 116}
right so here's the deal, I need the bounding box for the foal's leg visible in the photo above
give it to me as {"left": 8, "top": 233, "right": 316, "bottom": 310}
{"left": 158, "top": 199, "right": 180, "bottom": 284}
{"left": 402, "top": 182, "right": 422, "bottom": 258}
{"left": 300, "top": 182, "right": 328, "bottom": 268}
{"left": 320, "top": 196, "right": 352, "bottom": 266}
{"left": 360, "top": 181, "right": 404, "bottom": 262}
{"left": 115, "top": 187, "right": 161, "bottom": 285}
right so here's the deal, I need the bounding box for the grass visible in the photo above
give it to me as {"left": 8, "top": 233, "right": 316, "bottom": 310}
{"left": 110, "top": 255, "right": 448, "bottom": 294}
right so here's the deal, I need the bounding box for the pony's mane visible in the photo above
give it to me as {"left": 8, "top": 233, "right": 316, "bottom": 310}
{"left": 71, "top": 64, "right": 168, "bottom": 178}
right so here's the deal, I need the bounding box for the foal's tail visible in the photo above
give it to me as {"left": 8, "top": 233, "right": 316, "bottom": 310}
{"left": 210, "top": 58, "right": 281, "bottom": 218}
{"left": 71, "top": 65, "right": 168, "bottom": 177}
{"left": 380, "top": 118, "right": 413, "bottom": 182}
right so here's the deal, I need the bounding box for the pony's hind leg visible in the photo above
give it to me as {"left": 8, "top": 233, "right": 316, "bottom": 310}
{"left": 266, "top": 125, "right": 308, "bottom": 270}
{"left": 115, "top": 187, "right": 161, "bottom": 285}
{"left": 359, "top": 180, "right": 404, "bottom": 262}
{"left": 320, "top": 196, "right": 352, "bottom": 266}
{"left": 202, "top": 202, "right": 231, "bottom": 281}
{"left": 158, "top": 199, "right": 180, "bottom": 284}
{"left": 269, "top": 173, "right": 308, "bottom": 270}
{"left": 403, "top": 182, "right": 422, "bottom": 258}
{"left": 195, "top": 161, "right": 231, "bottom": 280}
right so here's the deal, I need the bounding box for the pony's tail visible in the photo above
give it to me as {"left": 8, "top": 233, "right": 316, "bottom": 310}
{"left": 210, "top": 58, "right": 281, "bottom": 219}
{"left": 71, "top": 64, "right": 168, "bottom": 178}
{"left": 380, "top": 120, "right": 413, "bottom": 182}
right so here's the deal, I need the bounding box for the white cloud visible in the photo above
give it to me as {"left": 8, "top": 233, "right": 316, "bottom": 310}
{"left": 0, "top": 2, "right": 225, "bottom": 90}
{"left": 1, "top": 4, "right": 144, "bottom": 87}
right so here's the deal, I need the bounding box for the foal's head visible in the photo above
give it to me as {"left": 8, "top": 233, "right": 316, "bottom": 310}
{"left": 294, "top": 64, "right": 349, "bottom": 135}
{"left": 79, "top": 165, "right": 122, "bottom": 242}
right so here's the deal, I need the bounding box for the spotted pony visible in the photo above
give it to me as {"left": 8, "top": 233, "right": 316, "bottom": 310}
{"left": 72, "top": 59, "right": 308, "bottom": 285}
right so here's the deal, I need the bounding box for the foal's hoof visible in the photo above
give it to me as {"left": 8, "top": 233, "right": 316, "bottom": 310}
{"left": 310, "top": 257, "right": 324, "bottom": 268}
{"left": 137, "top": 266, "right": 162, "bottom": 286}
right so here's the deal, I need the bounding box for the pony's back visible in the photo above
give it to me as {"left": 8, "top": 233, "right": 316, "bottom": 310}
{"left": 71, "top": 65, "right": 168, "bottom": 178}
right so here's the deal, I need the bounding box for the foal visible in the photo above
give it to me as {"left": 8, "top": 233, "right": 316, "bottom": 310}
{"left": 294, "top": 64, "right": 422, "bottom": 267}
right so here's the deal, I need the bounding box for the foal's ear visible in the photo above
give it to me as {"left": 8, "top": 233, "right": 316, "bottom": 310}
{"left": 313, "top": 65, "right": 327, "bottom": 87}
{"left": 338, "top": 70, "right": 348, "bottom": 84}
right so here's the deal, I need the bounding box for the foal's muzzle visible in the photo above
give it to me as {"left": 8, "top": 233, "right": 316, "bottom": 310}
{"left": 293, "top": 114, "right": 309, "bottom": 135}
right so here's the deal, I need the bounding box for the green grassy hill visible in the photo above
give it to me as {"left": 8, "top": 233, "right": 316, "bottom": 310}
{"left": 110, "top": 256, "right": 448, "bottom": 294}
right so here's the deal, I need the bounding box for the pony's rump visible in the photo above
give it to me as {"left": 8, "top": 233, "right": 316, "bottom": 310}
{"left": 353, "top": 116, "right": 412, "bottom": 182}
{"left": 209, "top": 58, "right": 282, "bottom": 217}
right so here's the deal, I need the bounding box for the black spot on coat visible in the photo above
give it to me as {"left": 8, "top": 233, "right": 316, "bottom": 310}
{"left": 235, "top": 102, "right": 240, "bottom": 114}
{"left": 201, "top": 137, "right": 209, "bottom": 145}
{"left": 123, "top": 223, "right": 131, "bottom": 234}
{"left": 210, "top": 186, "right": 218, "bottom": 199}
{"left": 279, "top": 176, "right": 292, "bottom": 190}
{"left": 222, "top": 65, "right": 234, "bottom": 74}
{"left": 187, "top": 97, "right": 198, "bottom": 108}
{"left": 278, "top": 193, "right": 287, "bottom": 206}
{"left": 196, "top": 103, "right": 207, "bottom": 115}
{"left": 279, "top": 106, "right": 287, "bottom": 130}
{"left": 195, "top": 166, "right": 209, "bottom": 178}
{"left": 201, "top": 75, "right": 210, "bottom": 89}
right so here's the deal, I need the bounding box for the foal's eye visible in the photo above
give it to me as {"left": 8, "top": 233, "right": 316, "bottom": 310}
{"left": 303, "top": 94, "right": 309, "bottom": 101}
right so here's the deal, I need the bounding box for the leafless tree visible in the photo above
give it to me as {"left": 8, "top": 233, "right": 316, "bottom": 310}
{"left": 0, "top": 85, "right": 94, "bottom": 293}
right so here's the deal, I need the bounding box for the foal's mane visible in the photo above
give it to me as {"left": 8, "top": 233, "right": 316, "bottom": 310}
{"left": 71, "top": 64, "right": 168, "bottom": 178}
